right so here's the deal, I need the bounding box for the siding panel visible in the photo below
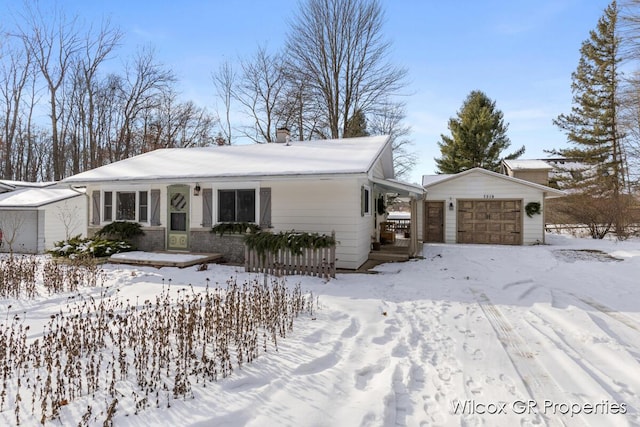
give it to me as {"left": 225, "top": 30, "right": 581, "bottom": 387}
{"left": 43, "top": 196, "right": 87, "bottom": 251}
{"left": 269, "top": 179, "right": 367, "bottom": 269}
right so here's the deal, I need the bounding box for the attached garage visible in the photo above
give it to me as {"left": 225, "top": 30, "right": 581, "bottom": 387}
{"left": 419, "top": 168, "right": 565, "bottom": 246}
{"left": 0, "top": 187, "right": 86, "bottom": 254}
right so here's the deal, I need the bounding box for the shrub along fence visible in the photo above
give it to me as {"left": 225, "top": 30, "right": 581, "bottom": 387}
{"left": 244, "top": 231, "right": 336, "bottom": 279}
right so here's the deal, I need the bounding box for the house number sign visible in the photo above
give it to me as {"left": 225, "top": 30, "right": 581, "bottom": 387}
{"left": 483, "top": 194, "right": 495, "bottom": 199}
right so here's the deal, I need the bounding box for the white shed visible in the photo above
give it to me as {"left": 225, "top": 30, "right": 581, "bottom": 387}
{"left": 419, "top": 168, "right": 565, "bottom": 245}
{"left": 0, "top": 187, "right": 86, "bottom": 253}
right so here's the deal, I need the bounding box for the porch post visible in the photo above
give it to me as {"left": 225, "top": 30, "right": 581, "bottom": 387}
{"left": 408, "top": 197, "right": 419, "bottom": 257}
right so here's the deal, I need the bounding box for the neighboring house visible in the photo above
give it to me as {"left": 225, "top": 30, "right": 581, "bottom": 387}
{"left": 0, "top": 187, "right": 86, "bottom": 253}
{"left": 501, "top": 159, "right": 553, "bottom": 186}
{"left": 62, "top": 135, "right": 424, "bottom": 270}
{"left": 500, "top": 158, "right": 596, "bottom": 190}
{"left": 419, "top": 168, "right": 565, "bottom": 245}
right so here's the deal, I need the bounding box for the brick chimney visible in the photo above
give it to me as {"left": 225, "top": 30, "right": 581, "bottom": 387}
{"left": 275, "top": 127, "right": 290, "bottom": 143}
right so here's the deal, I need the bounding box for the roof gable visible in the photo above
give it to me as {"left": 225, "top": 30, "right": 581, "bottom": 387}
{"left": 63, "top": 135, "right": 392, "bottom": 184}
{"left": 422, "top": 168, "right": 565, "bottom": 196}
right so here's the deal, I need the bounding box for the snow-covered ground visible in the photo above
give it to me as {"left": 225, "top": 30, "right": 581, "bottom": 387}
{"left": 2, "top": 233, "right": 640, "bottom": 426}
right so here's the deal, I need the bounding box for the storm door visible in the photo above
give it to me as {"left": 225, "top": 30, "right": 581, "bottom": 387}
{"left": 167, "top": 185, "right": 190, "bottom": 250}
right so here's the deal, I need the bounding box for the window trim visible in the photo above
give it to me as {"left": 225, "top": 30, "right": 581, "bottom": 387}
{"left": 138, "top": 190, "right": 149, "bottom": 223}
{"left": 217, "top": 188, "right": 256, "bottom": 223}
{"left": 211, "top": 182, "right": 260, "bottom": 226}
{"left": 116, "top": 191, "right": 136, "bottom": 221}
{"left": 362, "top": 185, "right": 371, "bottom": 216}
{"left": 103, "top": 191, "right": 113, "bottom": 222}
{"left": 100, "top": 188, "right": 152, "bottom": 225}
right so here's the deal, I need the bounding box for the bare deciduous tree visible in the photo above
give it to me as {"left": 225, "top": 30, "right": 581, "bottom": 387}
{"left": 142, "top": 88, "right": 216, "bottom": 149}
{"left": 285, "top": 0, "right": 408, "bottom": 139}
{"left": 235, "top": 46, "right": 288, "bottom": 143}
{"left": 111, "top": 46, "right": 175, "bottom": 161}
{"left": 18, "top": 2, "right": 81, "bottom": 180}
{"left": 368, "top": 100, "right": 417, "bottom": 180}
{"left": 0, "top": 39, "right": 34, "bottom": 179}
{"left": 77, "top": 19, "right": 123, "bottom": 170}
{"left": 212, "top": 60, "right": 235, "bottom": 145}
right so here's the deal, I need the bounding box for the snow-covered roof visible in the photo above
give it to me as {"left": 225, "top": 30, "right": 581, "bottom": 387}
{"left": 0, "top": 187, "right": 84, "bottom": 208}
{"left": 0, "top": 180, "right": 57, "bottom": 189}
{"left": 422, "top": 168, "right": 566, "bottom": 197}
{"left": 387, "top": 211, "right": 410, "bottom": 220}
{"left": 63, "top": 135, "right": 392, "bottom": 184}
{"left": 421, "top": 174, "right": 452, "bottom": 187}
{"left": 370, "top": 177, "right": 424, "bottom": 196}
{"left": 503, "top": 159, "right": 552, "bottom": 170}
{"left": 544, "top": 158, "right": 590, "bottom": 172}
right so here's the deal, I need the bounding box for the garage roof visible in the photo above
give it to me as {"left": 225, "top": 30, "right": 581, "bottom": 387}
{"left": 422, "top": 168, "right": 566, "bottom": 197}
{"left": 0, "top": 187, "right": 84, "bottom": 208}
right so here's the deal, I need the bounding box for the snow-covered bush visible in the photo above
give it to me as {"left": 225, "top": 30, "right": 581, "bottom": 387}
{"left": 49, "top": 235, "right": 134, "bottom": 258}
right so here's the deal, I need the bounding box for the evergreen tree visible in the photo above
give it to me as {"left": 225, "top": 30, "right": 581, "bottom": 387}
{"left": 552, "top": 1, "right": 627, "bottom": 237}
{"left": 344, "top": 109, "right": 369, "bottom": 138}
{"left": 435, "top": 90, "right": 524, "bottom": 173}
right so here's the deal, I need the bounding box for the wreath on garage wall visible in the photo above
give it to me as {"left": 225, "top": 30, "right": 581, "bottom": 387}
{"left": 525, "top": 201, "right": 542, "bottom": 218}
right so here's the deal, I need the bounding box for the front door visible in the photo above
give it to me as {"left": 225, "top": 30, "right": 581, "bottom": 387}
{"left": 424, "top": 201, "right": 444, "bottom": 243}
{"left": 167, "top": 185, "right": 190, "bottom": 250}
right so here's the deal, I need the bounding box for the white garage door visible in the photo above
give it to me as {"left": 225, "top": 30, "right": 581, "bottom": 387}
{"left": 0, "top": 210, "right": 38, "bottom": 253}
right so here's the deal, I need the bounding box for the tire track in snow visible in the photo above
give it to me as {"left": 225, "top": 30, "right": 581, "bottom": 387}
{"left": 525, "top": 304, "right": 640, "bottom": 425}
{"left": 574, "top": 296, "right": 640, "bottom": 332}
{"left": 472, "top": 290, "right": 573, "bottom": 427}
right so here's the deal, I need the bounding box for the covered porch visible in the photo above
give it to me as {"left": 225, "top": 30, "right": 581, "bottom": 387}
{"left": 367, "top": 178, "right": 424, "bottom": 267}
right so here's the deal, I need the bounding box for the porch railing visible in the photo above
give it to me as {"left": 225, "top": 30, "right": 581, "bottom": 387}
{"left": 385, "top": 218, "right": 411, "bottom": 235}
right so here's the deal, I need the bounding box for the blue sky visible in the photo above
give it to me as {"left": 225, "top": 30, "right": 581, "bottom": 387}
{"left": 2, "top": 0, "right": 612, "bottom": 184}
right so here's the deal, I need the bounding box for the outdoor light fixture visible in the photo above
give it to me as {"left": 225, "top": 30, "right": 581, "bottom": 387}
{"left": 449, "top": 201, "right": 454, "bottom": 211}
{"left": 194, "top": 183, "right": 201, "bottom": 196}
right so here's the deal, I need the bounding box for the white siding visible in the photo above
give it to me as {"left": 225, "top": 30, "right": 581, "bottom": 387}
{"left": 269, "top": 178, "right": 371, "bottom": 270}
{"left": 0, "top": 210, "right": 38, "bottom": 253}
{"left": 370, "top": 143, "right": 394, "bottom": 180}
{"left": 42, "top": 196, "right": 87, "bottom": 251}
{"left": 85, "top": 178, "right": 373, "bottom": 269}
{"left": 425, "top": 172, "right": 546, "bottom": 245}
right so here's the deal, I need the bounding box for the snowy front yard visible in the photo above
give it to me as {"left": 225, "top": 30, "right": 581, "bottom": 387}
{"left": 1, "top": 233, "right": 639, "bottom": 426}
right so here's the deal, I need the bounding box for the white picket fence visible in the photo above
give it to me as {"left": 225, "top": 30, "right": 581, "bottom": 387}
{"left": 244, "top": 244, "right": 336, "bottom": 279}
